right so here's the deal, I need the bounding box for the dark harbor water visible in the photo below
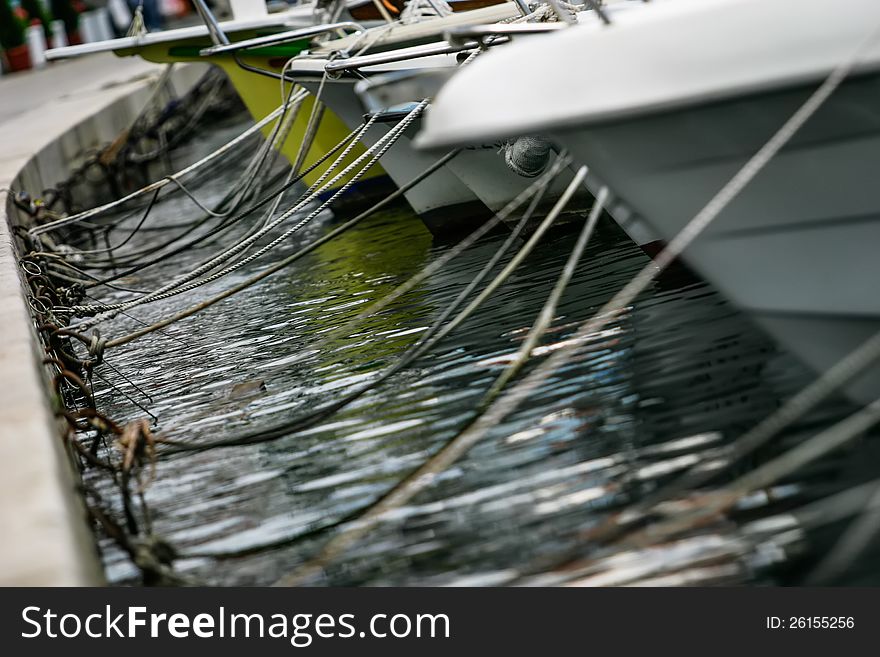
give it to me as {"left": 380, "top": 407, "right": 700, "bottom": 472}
{"left": 74, "top": 116, "right": 879, "bottom": 587}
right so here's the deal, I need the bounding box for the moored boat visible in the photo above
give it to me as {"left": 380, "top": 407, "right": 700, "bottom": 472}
{"left": 417, "top": 0, "right": 880, "bottom": 403}
{"left": 45, "top": 5, "right": 396, "bottom": 210}
{"left": 277, "top": 2, "right": 596, "bottom": 234}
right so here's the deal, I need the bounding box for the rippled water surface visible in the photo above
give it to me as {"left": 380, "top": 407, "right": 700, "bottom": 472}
{"left": 75, "top": 115, "right": 879, "bottom": 586}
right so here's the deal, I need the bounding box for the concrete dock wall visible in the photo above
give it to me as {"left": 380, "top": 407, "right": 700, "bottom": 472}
{"left": 0, "top": 56, "right": 208, "bottom": 585}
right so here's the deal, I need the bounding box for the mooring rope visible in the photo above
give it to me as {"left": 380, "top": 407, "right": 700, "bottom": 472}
{"left": 70, "top": 102, "right": 426, "bottom": 323}
{"left": 804, "top": 478, "right": 880, "bottom": 584}
{"left": 30, "top": 104, "right": 290, "bottom": 237}
{"left": 607, "top": 327, "right": 880, "bottom": 534}
{"left": 73, "top": 121, "right": 363, "bottom": 291}
{"left": 71, "top": 109, "right": 386, "bottom": 315}
{"left": 105, "top": 149, "right": 463, "bottom": 352}
{"left": 36, "top": 80, "right": 305, "bottom": 258}
{"left": 584, "top": 397, "right": 880, "bottom": 568}
{"left": 159, "top": 152, "right": 568, "bottom": 453}
{"left": 64, "top": 117, "right": 377, "bottom": 317}
{"left": 274, "top": 165, "right": 594, "bottom": 585}
{"left": 482, "top": 182, "right": 606, "bottom": 404}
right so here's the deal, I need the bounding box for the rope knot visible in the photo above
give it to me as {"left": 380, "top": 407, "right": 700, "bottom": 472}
{"left": 88, "top": 330, "right": 106, "bottom": 365}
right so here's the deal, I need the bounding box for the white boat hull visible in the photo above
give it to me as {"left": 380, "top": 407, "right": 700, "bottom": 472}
{"left": 554, "top": 72, "right": 880, "bottom": 403}
{"left": 310, "top": 81, "right": 587, "bottom": 235}
{"left": 304, "top": 81, "right": 489, "bottom": 232}
{"left": 416, "top": 0, "right": 880, "bottom": 402}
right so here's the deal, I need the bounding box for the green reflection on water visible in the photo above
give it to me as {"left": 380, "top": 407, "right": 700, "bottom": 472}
{"left": 301, "top": 203, "right": 435, "bottom": 369}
